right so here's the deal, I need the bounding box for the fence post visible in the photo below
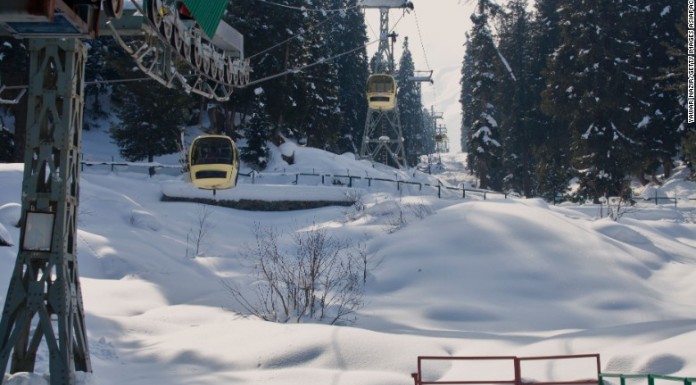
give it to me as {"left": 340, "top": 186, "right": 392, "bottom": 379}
{"left": 514, "top": 357, "right": 522, "bottom": 385}
{"left": 295, "top": 174, "right": 299, "bottom": 185}
{"left": 484, "top": 192, "right": 487, "bottom": 200}
{"left": 111, "top": 156, "right": 115, "bottom": 172}
{"left": 397, "top": 181, "right": 401, "bottom": 191}
{"left": 463, "top": 188, "right": 466, "bottom": 199}
{"left": 438, "top": 185, "right": 441, "bottom": 198}
{"left": 655, "top": 190, "right": 658, "bottom": 205}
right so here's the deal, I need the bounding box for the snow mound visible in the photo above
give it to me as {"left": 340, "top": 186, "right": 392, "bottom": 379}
{"left": 0, "top": 203, "right": 21, "bottom": 227}
{"left": 3, "top": 373, "right": 50, "bottom": 385}
{"left": 127, "top": 209, "right": 162, "bottom": 231}
{"left": 593, "top": 220, "right": 653, "bottom": 245}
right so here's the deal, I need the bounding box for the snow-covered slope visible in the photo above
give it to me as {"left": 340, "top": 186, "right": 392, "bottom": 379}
{"left": 1, "top": 133, "right": 695, "bottom": 385}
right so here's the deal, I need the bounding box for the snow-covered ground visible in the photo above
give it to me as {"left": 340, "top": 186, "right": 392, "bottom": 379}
{"left": 1, "top": 130, "right": 696, "bottom": 385}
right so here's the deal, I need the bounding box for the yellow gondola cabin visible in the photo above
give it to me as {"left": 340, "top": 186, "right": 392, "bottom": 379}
{"left": 366, "top": 74, "right": 397, "bottom": 110}
{"left": 188, "top": 135, "right": 240, "bottom": 190}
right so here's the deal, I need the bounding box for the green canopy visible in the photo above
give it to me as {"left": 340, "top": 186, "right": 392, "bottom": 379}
{"left": 182, "top": 0, "right": 231, "bottom": 38}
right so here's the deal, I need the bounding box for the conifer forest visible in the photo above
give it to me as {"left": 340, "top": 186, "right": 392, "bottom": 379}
{"left": 0, "top": 0, "right": 693, "bottom": 203}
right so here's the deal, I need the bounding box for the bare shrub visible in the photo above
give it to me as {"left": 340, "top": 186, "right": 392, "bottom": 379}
{"left": 223, "top": 223, "right": 368, "bottom": 325}
{"left": 385, "top": 206, "right": 408, "bottom": 233}
{"left": 407, "top": 200, "right": 434, "bottom": 220}
{"left": 343, "top": 189, "right": 366, "bottom": 221}
{"left": 186, "top": 204, "right": 213, "bottom": 258}
{"left": 599, "top": 193, "right": 636, "bottom": 221}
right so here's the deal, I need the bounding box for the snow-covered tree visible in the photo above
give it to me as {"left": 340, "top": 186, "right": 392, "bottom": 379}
{"left": 297, "top": 0, "right": 342, "bottom": 149}
{"left": 495, "top": 0, "right": 537, "bottom": 196}
{"left": 542, "top": 0, "right": 642, "bottom": 201}
{"left": 460, "top": 37, "right": 474, "bottom": 154}
{"left": 531, "top": 0, "right": 571, "bottom": 200}
{"left": 110, "top": 79, "right": 190, "bottom": 175}
{"left": 331, "top": 0, "right": 370, "bottom": 155}
{"left": 629, "top": 0, "right": 685, "bottom": 182}
{"left": 241, "top": 88, "right": 272, "bottom": 170}
{"left": 462, "top": 4, "right": 504, "bottom": 190}
{"left": 227, "top": 0, "right": 307, "bottom": 141}
{"left": 397, "top": 37, "right": 424, "bottom": 166}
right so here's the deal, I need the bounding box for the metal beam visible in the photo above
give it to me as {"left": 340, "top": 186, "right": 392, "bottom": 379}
{"left": 361, "top": 107, "right": 407, "bottom": 169}
{"left": 0, "top": 38, "right": 91, "bottom": 385}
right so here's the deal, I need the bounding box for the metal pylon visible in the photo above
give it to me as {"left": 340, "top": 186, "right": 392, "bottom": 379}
{"left": 360, "top": 6, "right": 407, "bottom": 169}
{"left": 0, "top": 38, "right": 91, "bottom": 385}
{"left": 361, "top": 105, "right": 407, "bottom": 168}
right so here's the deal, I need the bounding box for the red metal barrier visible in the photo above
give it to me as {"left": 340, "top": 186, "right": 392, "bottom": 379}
{"left": 412, "top": 354, "right": 601, "bottom": 385}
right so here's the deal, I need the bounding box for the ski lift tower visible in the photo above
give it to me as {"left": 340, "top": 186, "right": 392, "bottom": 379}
{"left": 408, "top": 69, "right": 433, "bottom": 162}
{"left": 358, "top": 0, "right": 413, "bottom": 169}
{"left": 0, "top": 1, "right": 247, "bottom": 384}
{"left": 0, "top": 4, "right": 117, "bottom": 384}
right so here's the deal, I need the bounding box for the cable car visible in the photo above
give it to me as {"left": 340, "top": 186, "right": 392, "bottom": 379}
{"left": 366, "top": 74, "right": 397, "bottom": 110}
{"left": 188, "top": 135, "right": 240, "bottom": 190}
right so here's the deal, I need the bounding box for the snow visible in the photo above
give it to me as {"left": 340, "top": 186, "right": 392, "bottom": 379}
{"left": 1, "top": 131, "right": 696, "bottom": 385}
{"left": 660, "top": 6, "right": 671, "bottom": 17}
{"left": 637, "top": 116, "right": 651, "bottom": 128}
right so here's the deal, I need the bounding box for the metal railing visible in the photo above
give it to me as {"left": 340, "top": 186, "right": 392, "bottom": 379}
{"left": 600, "top": 373, "right": 696, "bottom": 385}
{"left": 412, "top": 354, "right": 601, "bottom": 385}
{"left": 79, "top": 158, "right": 509, "bottom": 201}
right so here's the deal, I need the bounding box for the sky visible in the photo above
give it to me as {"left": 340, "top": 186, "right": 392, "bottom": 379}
{"left": 365, "top": 0, "right": 479, "bottom": 153}
{"left": 2, "top": 127, "right": 696, "bottom": 385}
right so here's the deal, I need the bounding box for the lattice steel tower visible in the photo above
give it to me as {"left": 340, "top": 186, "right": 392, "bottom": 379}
{"left": 0, "top": 1, "right": 247, "bottom": 384}
{"left": 358, "top": 0, "right": 413, "bottom": 169}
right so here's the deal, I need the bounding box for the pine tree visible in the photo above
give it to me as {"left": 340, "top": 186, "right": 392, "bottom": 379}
{"left": 670, "top": 8, "right": 695, "bottom": 177}
{"left": 683, "top": 132, "right": 696, "bottom": 178}
{"left": 110, "top": 80, "right": 190, "bottom": 175}
{"left": 460, "top": 37, "right": 474, "bottom": 154}
{"left": 629, "top": 0, "right": 685, "bottom": 182}
{"left": 531, "top": 0, "right": 571, "bottom": 201}
{"left": 421, "top": 107, "right": 436, "bottom": 158}
{"left": 241, "top": 88, "right": 272, "bottom": 170}
{"left": 297, "top": 0, "right": 342, "bottom": 149}
{"left": 396, "top": 37, "right": 423, "bottom": 166}
{"left": 462, "top": 5, "right": 504, "bottom": 190}
{"left": 496, "top": 0, "right": 536, "bottom": 196}
{"left": 542, "top": 0, "right": 642, "bottom": 201}
{"left": 332, "top": 0, "right": 370, "bottom": 155}
{"left": 84, "top": 37, "right": 122, "bottom": 131}
{"left": 227, "top": 0, "right": 307, "bottom": 141}
{"left": 0, "top": 37, "right": 28, "bottom": 162}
